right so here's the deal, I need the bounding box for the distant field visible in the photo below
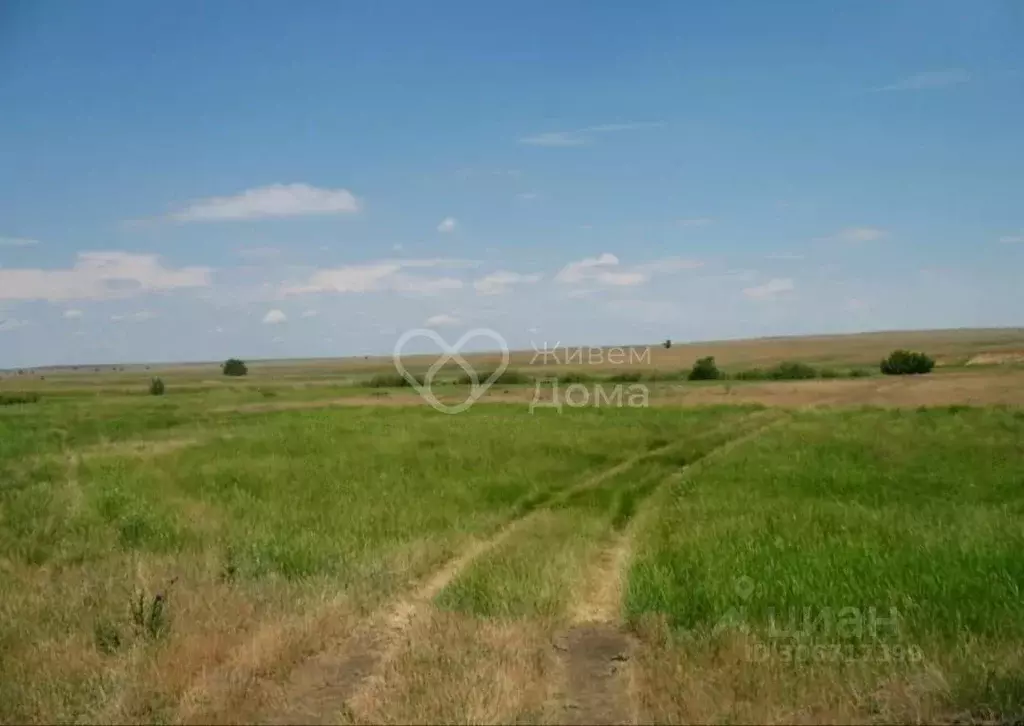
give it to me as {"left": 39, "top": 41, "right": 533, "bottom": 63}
{"left": 1, "top": 328, "right": 1023, "bottom": 724}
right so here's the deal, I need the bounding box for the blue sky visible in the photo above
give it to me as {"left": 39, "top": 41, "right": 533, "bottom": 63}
{"left": 1, "top": 0, "right": 1022, "bottom": 368}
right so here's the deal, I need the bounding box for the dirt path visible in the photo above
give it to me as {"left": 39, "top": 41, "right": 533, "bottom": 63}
{"left": 549, "top": 414, "right": 787, "bottom": 725}
{"left": 184, "top": 445, "right": 672, "bottom": 725}
{"left": 554, "top": 534, "right": 636, "bottom": 725}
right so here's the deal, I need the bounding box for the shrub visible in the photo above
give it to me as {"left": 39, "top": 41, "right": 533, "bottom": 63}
{"left": 456, "top": 369, "right": 530, "bottom": 385}
{"left": 607, "top": 371, "right": 643, "bottom": 383}
{"left": 0, "top": 392, "right": 40, "bottom": 406}
{"left": 148, "top": 377, "right": 165, "bottom": 396}
{"left": 847, "top": 368, "right": 872, "bottom": 378}
{"left": 819, "top": 368, "right": 840, "bottom": 379}
{"left": 222, "top": 358, "right": 248, "bottom": 377}
{"left": 767, "top": 361, "right": 818, "bottom": 380}
{"left": 881, "top": 350, "right": 935, "bottom": 376}
{"left": 367, "top": 372, "right": 417, "bottom": 388}
{"left": 688, "top": 356, "right": 723, "bottom": 381}
{"left": 555, "top": 371, "right": 593, "bottom": 384}
{"left": 732, "top": 368, "right": 769, "bottom": 381}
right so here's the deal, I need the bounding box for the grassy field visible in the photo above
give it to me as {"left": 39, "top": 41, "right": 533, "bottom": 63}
{"left": 2, "top": 329, "right": 1024, "bottom": 724}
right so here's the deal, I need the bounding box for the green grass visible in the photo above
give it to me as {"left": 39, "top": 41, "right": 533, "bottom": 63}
{"left": 2, "top": 380, "right": 1023, "bottom": 722}
{"left": 626, "top": 406, "right": 1024, "bottom": 715}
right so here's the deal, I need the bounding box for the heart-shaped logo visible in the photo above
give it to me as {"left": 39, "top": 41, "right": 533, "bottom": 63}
{"left": 393, "top": 328, "right": 510, "bottom": 414}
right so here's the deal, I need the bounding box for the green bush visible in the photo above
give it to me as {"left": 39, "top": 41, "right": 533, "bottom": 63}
{"left": 148, "top": 377, "right": 165, "bottom": 396}
{"left": 222, "top": 358, "right": 248, "bottom": 377}
{"left": 456, "top": 369, "right": 530, "bottom": 385}
{"left": 819, "top": 368, "right": 840, "bottom": 379}
{"left": 607, "top": 371, "right": 643, "bottom": 383}
{"left": 0, "top": 392, "right": 39, "bottom": 406}
{"left": 767, "top": 361, "right": 818, "bottom": 380}
{"left": 847, "top": 368, "right": 872, "bottom": 378}
{"left": 732, "top": 368, "right": 769, "bottom": 381}
{"left": 881, "top": 350, "right": 935, "bottom": 376}
{"left": 688, "top": 356, "right": 723, "bottom": 381}
{"left": 554, "top": 371, "right": 594, "bottom": 384}
{"left": 367, "top": 372, "right": 420, "bottom": 388}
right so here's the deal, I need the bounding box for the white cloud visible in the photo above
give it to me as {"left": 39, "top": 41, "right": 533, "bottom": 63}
{"left": 425, "top": 313, "right": 461, "bottom": 328}
{"left": 392, "top": 243, "right": 404, "bottom": 251}
{"left": 767, "top": 253, "right": 805, "bottom": 261}
{"left": 111, "top": 311, "right": 156, "bottom": 322}
{"left": 816, "top": 226, "right": 888, "bottom": 243}
{"left": 999, "top": 235, "right": 1023, "bottom": 244}
{"left": 437, "top": 217, "right": 458, "bottom": 233}
{"left": 282, "top": 258, "right": 467, "bottom": 297}
{"left": 63, "top": 309, "right": 84, "bottom": 319}
{"left": 300, "top": 309, "right": 318, "bottom": 318}
{"left": 679, "top": 217, "right": 714, "bottom": 228}
{"left": 0, "top": 236, "right": 39, "bottom": 247}
{"left": 473, "top": 271, "right": 543, "bottom": 295}
{"left": 519, "top": 122, "right": 663, "bottom": 147}
{"left": 516, "top": 192, "right": 540, "bottom": 201}
{"left": 744, "top": 278, "right": 795, "bottom": 300}
{"left": 169, "top": 183, "right": 361, "bottom": 222}
{"left": 555, "top": 253, "right": 701, "bottom": 287}
{"left": 262, "top": 309, "right": 287, "bottom": 324}
{"left": 0, "top": 251, "right": 211, "bottom": 302}
{"left": 0, "top": 317, "right": 29, "bottom": 332}
{"left": 874, "top": 69, "right": 971, "bottom": 92}
{"left": 845, "top": 298, "right": 870, "bottom": 312}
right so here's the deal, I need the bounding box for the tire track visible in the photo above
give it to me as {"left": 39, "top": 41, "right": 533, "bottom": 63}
{"left": 551, "top": 412, "right": 789, "bottom": 726}
{"left": 178, "top": 442, "right": 677, "bottom": 724}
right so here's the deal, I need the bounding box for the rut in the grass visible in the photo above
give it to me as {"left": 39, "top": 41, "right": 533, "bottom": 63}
{"left": 219, "top": 447, "right": 671, "bottom": 725}
{"left": 550, "top": 414, "right": 788, "bottom": 725}
{"left": 553, "top": 534, "right": 637, "bottom": 726}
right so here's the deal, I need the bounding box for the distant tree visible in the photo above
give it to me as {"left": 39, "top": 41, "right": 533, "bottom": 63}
{"left": 663, "top": 339, "right": 672, "bottom": 349}
{"left": 688, "top": 356, "right": 723, "bottom": 381}
{"left": 881, "top": 350, "right": 935, "bottom": 375}
{"left": 149, "top": 377, "right": 166, "bottom": 396}
{"left": 222, "top": 358, "right": 249, "bottom": 377}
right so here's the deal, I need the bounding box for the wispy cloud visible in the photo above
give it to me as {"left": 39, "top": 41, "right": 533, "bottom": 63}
{"left": 262, "top": 309, "right": 287, "bottom": 324}
{"left": 555, "top": 253, "right": 702, "bottom": 287}
{"left": 282, "top": 258, "right": 470, "bottom": 297}
{"left": 425, "top": 313, "right": 461, "bottom": 328}
{"left": 167, "top": 183, "right": 361, "bottom": 222}
{"left": 744, "top": 278, "right": 795, "bottom": 300}
{"left": 437, "top": 216, "right": 458, "bottom": 233}
{"left": 0, "top": 236, "right": 39, "bottom": 247}
{"left": 473, "top": 270, "right": 543, "bottom": 296}
{"left": 519, "top": 122, "right": 663, "bottom": 147}
{"left": 111, "top": 311, "right": 156, "bottom": 323}
{"left": 872, "top": 69, "right": 971, "bottom": 92}
{"left": 999, "top": 234, "right": 1023, "bottom": 244}
{"left": 0, "top": 317, "right": 29, "bottom": 332}
{"left": 815, "top": 226, "right": 888, "bottom": 243}
{"left": 0, "top": 252, "right": 211, "bottom": 302}
{"left": 679, "top": 217, "right": 714, "bottom": 228}
{"left": 63, "top": 309, "right": 84, "bottom": 319}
